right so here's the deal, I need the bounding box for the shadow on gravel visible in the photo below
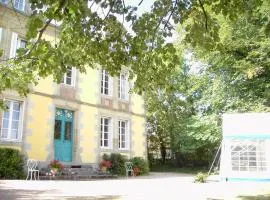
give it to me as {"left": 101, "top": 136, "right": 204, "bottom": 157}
{"left": 0, "top": 189, "right": 121, "bottom": 200}
{"left": 0, "top": 188, "right": 55, "bottom": 200}
{"left": 237, "top": 194, "right": 270, "bottom": 200}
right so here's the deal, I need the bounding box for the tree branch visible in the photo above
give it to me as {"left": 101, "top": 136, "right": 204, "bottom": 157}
{"left": 138, "top": 0, "right": 144, "bottom": 6}
{"left": 164, "top": 0, "right": 178, "bottom": 30}
{"left": 26, "top": 0, "right": 67, "bottom": 56}
{"left": 198, "top": 0, "right": 208, "bottom": 30}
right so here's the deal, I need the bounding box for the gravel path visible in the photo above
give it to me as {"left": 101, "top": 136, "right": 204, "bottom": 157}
{"left": 0, "top": 173, "right": 269, "bottom": 200}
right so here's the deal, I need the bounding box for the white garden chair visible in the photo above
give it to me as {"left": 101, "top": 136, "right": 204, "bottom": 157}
{"left": 124, "top": 162, "right": 134, "bottom": 178}
{"left": 26, "top": 159, "right": 40, "bottom": 180}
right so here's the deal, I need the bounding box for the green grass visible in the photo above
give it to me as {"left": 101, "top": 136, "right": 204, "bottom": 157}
{"left": 150, "top": 164, "right": 208, "bottom": 174}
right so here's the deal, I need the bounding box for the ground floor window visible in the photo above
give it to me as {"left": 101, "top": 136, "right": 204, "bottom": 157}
{"left": 1, "top": 100, "right": 23, "bottom": 141}
{"left": 118, "top": 120, "right": 129, "bottom": 150}
{"left": 230, "top": 140, "right": 267, "bottom": 172}
{"left": 100, "top": 117, "right": 112, "bottom": 148}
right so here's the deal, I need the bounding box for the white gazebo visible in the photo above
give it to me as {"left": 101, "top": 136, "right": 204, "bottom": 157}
{"left": 220, "top": 113, "right": 270, "bottom": 181}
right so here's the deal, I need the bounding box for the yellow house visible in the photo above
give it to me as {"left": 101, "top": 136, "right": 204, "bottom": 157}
{"left": 0, "top": 0, "right": 147, "bottom": 167}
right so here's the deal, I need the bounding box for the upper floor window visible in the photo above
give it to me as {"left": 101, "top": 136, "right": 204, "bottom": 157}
{"left": 9, "top": 32, "right": 27, "bottom": 58}
{"left": 17, "top": 38, "right": 27, "bottom": 49}
{"left": 118, "top": 120, "right": 129, "bottom": 150}
{"left": 0, "top": 0, "right": 8, "bottom": 4}
{"left": 101, "top": 69, "right": 113, "bottom": 96}
{"left": 14, "top": 0, "right": 25, "bottom": 11}
{"left": 118, "top": 73, "right": 129, "bottom": 100}
{"left": 100, "top": 117, "right": 112, "bottom": 148}
{"left": 1, "top": 100, "right": 23, "bottom": 141}
{"left": 61, "top": 66, "right": 76, "bottom": 86}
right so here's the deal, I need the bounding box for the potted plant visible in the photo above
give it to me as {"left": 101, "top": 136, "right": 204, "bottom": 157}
{"left": 48, "top": 160, "right": 64, "bottom": 176}
{"left": 99, "top": 160, "right": 112, "bottom": 172}
{"left": 133, "top": 167, "right": 140, "bottom": 176}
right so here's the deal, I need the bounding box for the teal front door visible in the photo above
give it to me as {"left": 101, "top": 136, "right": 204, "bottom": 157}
{"left": 54, "top": 108, "right": 74, "bottom": 162}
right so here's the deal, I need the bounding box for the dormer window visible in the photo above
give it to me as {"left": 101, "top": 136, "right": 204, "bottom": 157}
{"left": 0, "top": 0, "right": 8, "bottom": 4}
{"left": 14, "top": 0, "right": 25, "bottom": 11}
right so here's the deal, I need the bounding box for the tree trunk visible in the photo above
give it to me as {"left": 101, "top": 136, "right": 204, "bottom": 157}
{"left": 160, "top": 142, "right": 166, "bottom": 164}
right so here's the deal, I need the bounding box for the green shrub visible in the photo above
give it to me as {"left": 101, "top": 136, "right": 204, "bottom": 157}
{"left": 130, "top": 157, "right": 149, "bottom": 175}
{"left": 0, "top": 148, "right": 25, "bottom": 179}
{"left": 102, "top": 153, "right": 127, "bottom": 176}
{"left": 194, "top": 172, "right": 208, "bottom": 183}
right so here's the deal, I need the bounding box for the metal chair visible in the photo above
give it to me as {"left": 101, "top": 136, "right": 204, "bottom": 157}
{"left": 124, "top": 162, "right": 134, "bottom": 178}
{"left": 26, "top": 159, "right": 40, "bottom": 180}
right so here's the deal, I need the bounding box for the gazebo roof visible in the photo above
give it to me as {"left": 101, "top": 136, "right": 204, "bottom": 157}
{"left": 223, "top": 113, "right": 270, "bottom": 139}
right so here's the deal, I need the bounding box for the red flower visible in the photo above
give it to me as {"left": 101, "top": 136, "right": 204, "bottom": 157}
{"left": 99, "top": 160, "right": 112, "bottom": 169}
{"left": 48, "top": 160, "right": 64, "bottom": 171}
{"left": 133, "top": 167, "right": 140, "bottom": 176}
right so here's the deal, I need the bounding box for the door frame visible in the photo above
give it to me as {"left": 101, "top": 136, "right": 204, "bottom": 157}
{"left": 53, "top": 108, "right": 74, "bottom": 162}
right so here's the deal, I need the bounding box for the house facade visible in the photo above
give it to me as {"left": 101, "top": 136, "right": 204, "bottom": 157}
{"left": 0, "top": 0, "right": 147, "bottom": 167}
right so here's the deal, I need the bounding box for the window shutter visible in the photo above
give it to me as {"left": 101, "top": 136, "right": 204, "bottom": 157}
{"left": 125, "top": 76, "right": 129, "bottom": 100}
{"left": 0, "top": 27, "right": 2, "bottom": 43}
{"left": 9, "top": 32, "right": 18, "bottom": 58}
{"left": 109, "top": 76, "right": 113, "bottom": 96}
{"left": 127, "top": 121, "right": 130, "bottom": 150}
{"left": 71, "top": 67, "right": 77, "bottom": 87}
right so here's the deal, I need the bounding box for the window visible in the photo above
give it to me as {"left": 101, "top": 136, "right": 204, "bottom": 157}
{"left": 1, "top": 100, "right": 23, "bottom": 141}
{"left": 231, "top": 140, "right": 267, "bottom": 172}
{"left": 0, "top": 27, "right": 2, "bottom": 43}
{"left": 118, "top": 73, "right": 129, "bottom": 100}
{"left": 61, "top": 67, "right": 76, "bottom": 86}
{"left": 118, "top": 120, "right": 129, "bottom": 150}
{"left": 0, "top": 0, "right": 8, "bottom": 4}
{"left": 100, "top": 117, "right": 112, "bottom": 148}
{"left": 14, "top": 0, "right": 25, "bottom": 11}
{"left": 17, "top": 38, "right": 27, "bottom": 49}
{"left": 9, "top": 32, "right": 27, "bottom": 58}
{"left": 101, "top": 69, "right": 113, "bottom": 96}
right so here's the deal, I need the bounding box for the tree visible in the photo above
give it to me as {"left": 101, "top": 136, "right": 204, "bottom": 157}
{"left": 0, "top": 0, "right": 265, "bottom": 100}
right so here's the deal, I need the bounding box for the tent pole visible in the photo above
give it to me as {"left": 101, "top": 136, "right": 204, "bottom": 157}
{"left": 208, "top": 142, "right": 222, "bottom": 176}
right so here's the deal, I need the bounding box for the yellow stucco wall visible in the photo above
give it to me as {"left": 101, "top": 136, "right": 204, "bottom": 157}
{"left": 132, "top": 116, "right": 146, "bottom": 158}
{"left": 25, "top": 94, "right": 53, "bottom": 161}
{"left": 79, "top": 68, "right": 99, "bottom": 105}
{"left": 78, "top": 105, "right": 98, "bottom": 163}
{"left": 131, "top": 94, "right": 145, "bottom": 116}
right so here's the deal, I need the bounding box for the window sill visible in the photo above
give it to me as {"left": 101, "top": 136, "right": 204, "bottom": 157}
{"left": 60, "top": 83, "right": 75, "bottom": 88}
{"left": 101, "top": 94, "right": 113, "bottom": 98}
{"left": 0, "top": 139, "right": 22, "bottom": 146}
{"left": 118, "top": 148, "right": 130, "bottom": 151}
{"left": 118, "top": 98, "right": 129, "bottom": 103}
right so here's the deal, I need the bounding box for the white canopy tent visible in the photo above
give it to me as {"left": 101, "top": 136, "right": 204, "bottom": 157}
{"left": 220, "top": 113, "right": 270, "bottom": 181}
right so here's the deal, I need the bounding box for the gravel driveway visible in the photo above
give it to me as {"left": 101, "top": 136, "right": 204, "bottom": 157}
{"left": 0, "top": 172, "right": 269, "bottom": 200}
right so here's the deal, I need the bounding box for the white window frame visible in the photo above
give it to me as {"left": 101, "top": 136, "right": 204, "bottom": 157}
{"left": 0, "top": 27, "right": 2, "bottom": 43}
{"left": 118, "top": 73, "right": 129, "bottom": 101}
{"left": 118, "top": 119, "right": 129, "bottom": 150}
{"left": 0, "top": 100, "right": 24, "bottom": 142}
{"left": 101, "top": 69, "right": 113, "bottom": 96}
{"left": 14, "top": 0, "right": 25, "bottom": 11}
{"left": 17, "top": 38, "right": 27, "bottom": 49}
{"left": 230, "top": 140, "right": 268, "bottom": 173}
{"left": 100, "top": 117, "right": 113, "bottom": 149}
{"left": 61, "top": 67, "right": 76, "bottom": 87}
{"left": 9, "top": 32, "right": 27, "bottom": 58}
